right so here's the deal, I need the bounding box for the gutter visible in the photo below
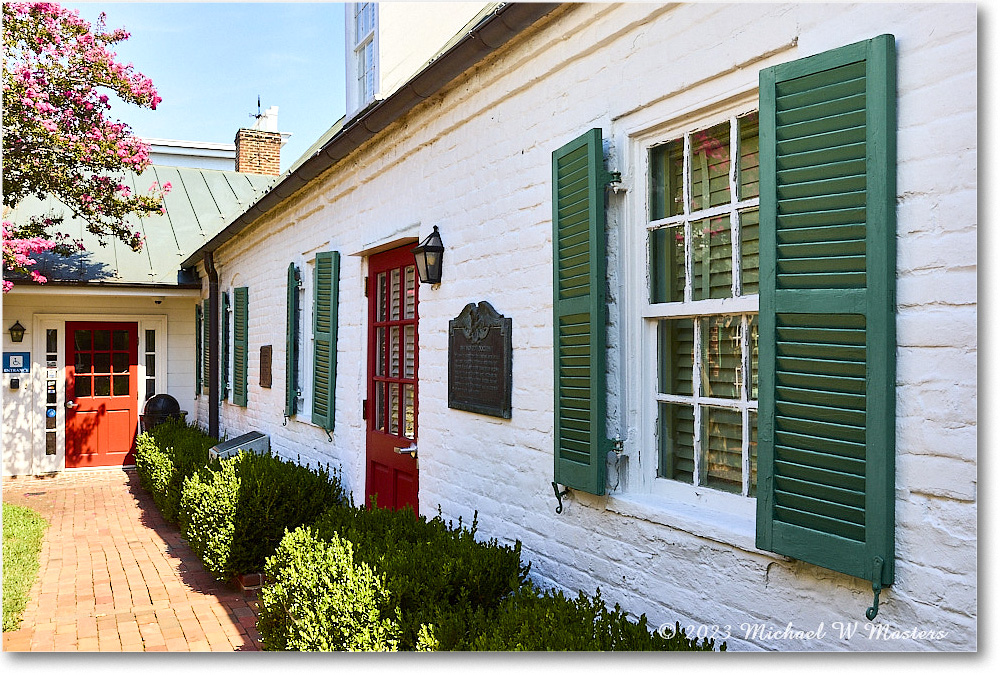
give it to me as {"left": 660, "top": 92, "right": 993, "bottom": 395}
{"left": 180, "top": 2, "right": 559, "bottom": 270}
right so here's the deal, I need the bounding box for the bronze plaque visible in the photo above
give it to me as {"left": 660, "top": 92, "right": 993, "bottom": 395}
{"left": 448, "top": 301, "right": 512, "bottom": 419}
{"left": 260, "top": 345, "right": 272, "bottom": 388}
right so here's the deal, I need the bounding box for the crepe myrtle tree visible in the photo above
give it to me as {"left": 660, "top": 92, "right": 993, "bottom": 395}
{"left": 2, "top": 2, "right": 170, "bottom": 292}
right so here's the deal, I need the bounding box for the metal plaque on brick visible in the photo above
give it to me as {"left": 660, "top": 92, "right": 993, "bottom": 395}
{"left": 448, "top": 301, "right": 512, "bottom": 419}
{"left": 260, "top": 345, "right": 272, "bottom": 388}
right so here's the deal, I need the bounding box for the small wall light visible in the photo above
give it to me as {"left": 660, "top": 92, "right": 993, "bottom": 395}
{"left": 8, "top": 320, "right": 25, "bottom": 343}
{"left": 412, "top": 225, "right": 444, "bottom": 285}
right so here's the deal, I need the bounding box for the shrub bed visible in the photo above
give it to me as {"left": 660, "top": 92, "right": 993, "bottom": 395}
{"left": 134, "top": 420, "right": 216, "bottom": 523}
{"left": 180, "top": 450, "right": 346, "bottom": 582}
{"left": 259, "top": 505, "right": 722, "bottom": 652}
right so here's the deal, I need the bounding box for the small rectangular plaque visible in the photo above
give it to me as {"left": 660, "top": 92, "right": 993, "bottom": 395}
{"left": 260, "top": 345, "right": 272, "bottom": 388}
{"left": 3, "top": 352, "right": 30, "bottom": 373}
{"left": 448, "top": 302, "right": 512, "bottom": 419}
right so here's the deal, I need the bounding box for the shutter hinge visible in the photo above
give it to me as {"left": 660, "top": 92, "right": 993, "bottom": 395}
{"left": 602, "top": 170, "right": 623, "bottom": 191}
{"left": 362, "top": 398, "right": 368, "bottom": 420}
{"left": 552, "top": 481, "right": 569, "bottom": 515}
{"left": 866, "top": 556, "right": 885, "bottom": 620}
{"left": 364, "top": 276, "right": 369, "bottom": 297}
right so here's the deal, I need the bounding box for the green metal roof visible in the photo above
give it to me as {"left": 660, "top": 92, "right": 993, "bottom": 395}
{"left": 5, "top": 165, "right": 275, "bottom": 286}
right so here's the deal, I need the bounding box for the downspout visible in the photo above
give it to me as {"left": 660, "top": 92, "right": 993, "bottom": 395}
{"left": 204, "top": 251, "right": 220, "bottom": 438}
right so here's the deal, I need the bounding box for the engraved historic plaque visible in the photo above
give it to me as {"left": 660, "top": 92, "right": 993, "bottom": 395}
{"left": 260, "top": 345, "right": 272, "bottom": 388}
{"left": 448, "top": 301, "right": 512, "bottom": 419}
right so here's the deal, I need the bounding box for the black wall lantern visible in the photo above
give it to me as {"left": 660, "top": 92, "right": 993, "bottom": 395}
{"left": 8, "top": 320, "right": 25, "bottom": 343}
{"left": 412, "top": 226, "right": 444, "bottom": 284}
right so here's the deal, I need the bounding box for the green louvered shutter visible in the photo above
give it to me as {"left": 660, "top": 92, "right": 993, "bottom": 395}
{"left": 233, "top": 286, "right": 249, "bottom": 407}
{"left": 312, "top": 251, "right": 340, "bottom": 431}
{"left": 220, "top": 291, "right": 230, "bottom": 402}
{"left": 285, "top": 263, "right": 301, "bottom": 417}
{"left": 756, "top": 35, "right": 896, "bottom": 590}
{"left": 552, "top": 128, "right": 608, "bottom": 495}
{"left": 201, "top": 299, "right": 210, "bottom": 394}
{"left": 195, "top": 303, "right": 202, "bottom": 395}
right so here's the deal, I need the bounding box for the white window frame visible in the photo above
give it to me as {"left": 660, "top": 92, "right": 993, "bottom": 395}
{"left": 620, "top": 99, "right": 762, "bottom": 524}
{"left": 346, "top": 2, "right": 378, "bottom": 116}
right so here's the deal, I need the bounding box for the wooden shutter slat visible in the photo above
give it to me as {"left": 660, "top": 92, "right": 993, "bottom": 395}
{"left": 311, "top": 251, "right": 340, "bottom": 431}
{"left": 757, "top": 34, "right": 896, "bottom": 588}
{"left": 232, "top": 287, "right": 248, "bottom": 407}
{"left": 553, "top": 128, "right": 608, "bottom": 496}
{"left": 221, "top": 292, "right": 229, "bottom": 403}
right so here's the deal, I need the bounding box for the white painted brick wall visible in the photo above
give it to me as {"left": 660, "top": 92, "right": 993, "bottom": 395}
{"left": 199, "top": 3, "right": 977, "bottom": 650}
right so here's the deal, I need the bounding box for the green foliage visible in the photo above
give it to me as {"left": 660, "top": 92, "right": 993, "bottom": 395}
{"left": 309, "top": 505, "right": 528, "bottom": 650}
{"left": 452, "top": 583, "right": 724, "bottom": 651}
{"left": 2, "top": 502, "right": 49, "bottom": 632}
{"left": 180, "top": 451, "right": 346, "bottom": 582}
{"left": 258, "top": 527, "right": 399, "bottom": 651}
{"left": 133, "top": 419, "right": 215, "bottom": 523}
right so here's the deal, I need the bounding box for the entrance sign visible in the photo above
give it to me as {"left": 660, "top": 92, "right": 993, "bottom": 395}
{"left": 3, "top": 352, "right": 30, "bottom": 373}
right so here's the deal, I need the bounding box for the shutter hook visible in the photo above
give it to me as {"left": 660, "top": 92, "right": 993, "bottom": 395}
{"left": 866, "top": 556, "right": 884, "bottom": 621}
{"left": 552, "top": 482, "right": 569, "bottom": 514}
{"left": 323, "top": 427, "right": 333, "bottom": 443}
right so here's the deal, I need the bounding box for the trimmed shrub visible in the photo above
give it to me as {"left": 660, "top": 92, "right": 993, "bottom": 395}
{"left": 134, "top": 420, "right": 215, "bottom": 522}
{"left": 258, "top": 527, "right": 399, "bottom": 651}
{"left": 261, "top": 504, "right": 528, "bottom": 651}
{"left": 180, "top": 450, "right": 346, "bottom": 582}
{"left": 427, "top": 583, "right": 724, "bottom": 651}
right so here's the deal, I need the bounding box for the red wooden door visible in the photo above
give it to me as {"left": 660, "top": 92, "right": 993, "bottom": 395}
{"left": 66, "top": 322, "right": 139, "bottom": 468}
{"left": 366, "top": 246, "right": 419, "bottom": 512}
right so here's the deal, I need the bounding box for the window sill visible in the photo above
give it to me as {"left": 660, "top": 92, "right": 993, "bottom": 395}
{"left": 603, "top": 490, "right": 764, "bottom": 555}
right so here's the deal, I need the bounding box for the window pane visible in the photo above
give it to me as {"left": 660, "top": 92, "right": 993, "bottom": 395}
{"left": 75, "top": 376, "right": 92, "bottom": 397}
{"left": 94, "top": 376, "right": 111, "bottom": 397}
{"left": 650, "top": 140, "right": 684, "bottom": 219}
{"left": 404, "top": 266, "right": 416, "bottom": 319}
{"left": 113, "top": 375, "right": 129, "bottom": 396}
{"left": 389, "top": 383, "right": 400, "bottom": 436}
{"left": 75, "top": 353, "right": 92, "bottom": 374}
{"left": 145, "top": 329, "right": 155, "bottom": 352}
{"left": 376, "top": 327, "right": 386, "bottom": 376}
{"left": 74, "top": 330, "right": 92, "bottom": 351}
{"left": 749, "top": 410, "right": 758, "bottom": 497}
{"left": 113, "top": 353, "right": 129, "bottom": 373}
{"left": 403, "top": 384, "right": 415, "bottom": 440}
{"left": 649, "top": 227, "right": 685, "bottom": 303}
{"left": 47, "top": 329, "right": 58, "bottom": 353}
{"left": 145, "top": 378, "right": 155, "bottom": 401}
{"left": 658, "top": 402, "right": 694, "bottom": 483}
{"left": 375, "top": 381, "right": 385, "bottom": 432}
{"left": 94, "top": 352, "right": 111, "bottom": 374}
{"left": 94, "top": 330, "right": 110, "bottom": 351}
{"left": 145, "top": 354, "right": 155, "bottom": 371}
{"left": 690, "top": 122, "right": 731, "bottom": 212}
{"left": 113, "top": 330, "right": 128, "bottom": 351}
{"left": 389, "top": 326, "right": 400, "bottom": 378}
{"left": 749, "top": 315, "right": 759, "bottom": 400}
{"left": 701, "top": 315, "right": 741, "bottom": 399}
{"left": 740, "top": 208, "right": 760, "bottom": 295}
{"left": 739, "top": 112, "right": 760, "bottom": 200}
{"left": 702, "top": 406, "right": 743, "bottom": 493}
{"left": 657, "top": 319, "right": 693, "bottom": 396}
{"left": 404, "top": 325, "right": 415, "bottom": 379}
{"left": 389, "top": 268, "right": 401, "bottom": 321}
{"left": 692, "top": 215, "right": 732, "bottom": 300}
{"left": 376, "top": 272, "right": 387, "bottom": 322}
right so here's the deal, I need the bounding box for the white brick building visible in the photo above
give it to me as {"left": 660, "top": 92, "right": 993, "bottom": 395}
{"left": 7, "top": 3, "right": 977, "bottom": 651}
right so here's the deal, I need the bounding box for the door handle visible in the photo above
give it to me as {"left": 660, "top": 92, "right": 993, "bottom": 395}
{"left": 393, "top": 445, "right": 417, "bottom": 458}
{"left": 65, "top": 400, "right": 78, "bottom": 409}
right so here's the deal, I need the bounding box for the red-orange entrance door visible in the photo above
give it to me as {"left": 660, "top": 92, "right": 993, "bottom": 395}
{"left": 66, "top": 322, "right": 139, "bottom": 468}
{"left": 366, "top": 246, "right": 419, "bottom": 512}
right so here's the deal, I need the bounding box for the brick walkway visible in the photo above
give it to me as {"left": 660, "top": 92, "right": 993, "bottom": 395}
{"left": 2, "top": 469, "right": 262, "bottom": 651}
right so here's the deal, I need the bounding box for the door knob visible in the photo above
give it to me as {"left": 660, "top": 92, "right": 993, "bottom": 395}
{"left": 65, "top": 400, "right": 78, "bottom": 409}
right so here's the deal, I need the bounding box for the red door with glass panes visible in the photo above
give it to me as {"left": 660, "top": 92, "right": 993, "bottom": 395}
{"left": 65, "top": 322, "right": 139, "bottom": 467}
{"left": 366, "top": 246, "right": 419, "bottom": 512}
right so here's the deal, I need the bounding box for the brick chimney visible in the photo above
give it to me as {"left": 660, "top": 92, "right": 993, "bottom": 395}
{"left": 235, "top": 106, "right": 281, "bottom": 175}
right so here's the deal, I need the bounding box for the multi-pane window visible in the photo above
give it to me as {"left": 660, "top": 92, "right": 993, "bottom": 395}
{"left": 354, "top": 3, "right": 376, "bottom": 105}
{"left": 648, "top": 112, "right": 760, "bottom": 496}
{"left": 144, "top": 329, "right": 156, "bottom": 401}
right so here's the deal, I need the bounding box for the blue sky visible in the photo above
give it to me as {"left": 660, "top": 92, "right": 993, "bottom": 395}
{"left": 63, "top": 2, "right": 347, "bottom": 172}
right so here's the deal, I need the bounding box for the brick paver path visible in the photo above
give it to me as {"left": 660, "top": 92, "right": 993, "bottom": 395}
{"left": 2, "top": 469, "right": 262, "bottom": 651}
